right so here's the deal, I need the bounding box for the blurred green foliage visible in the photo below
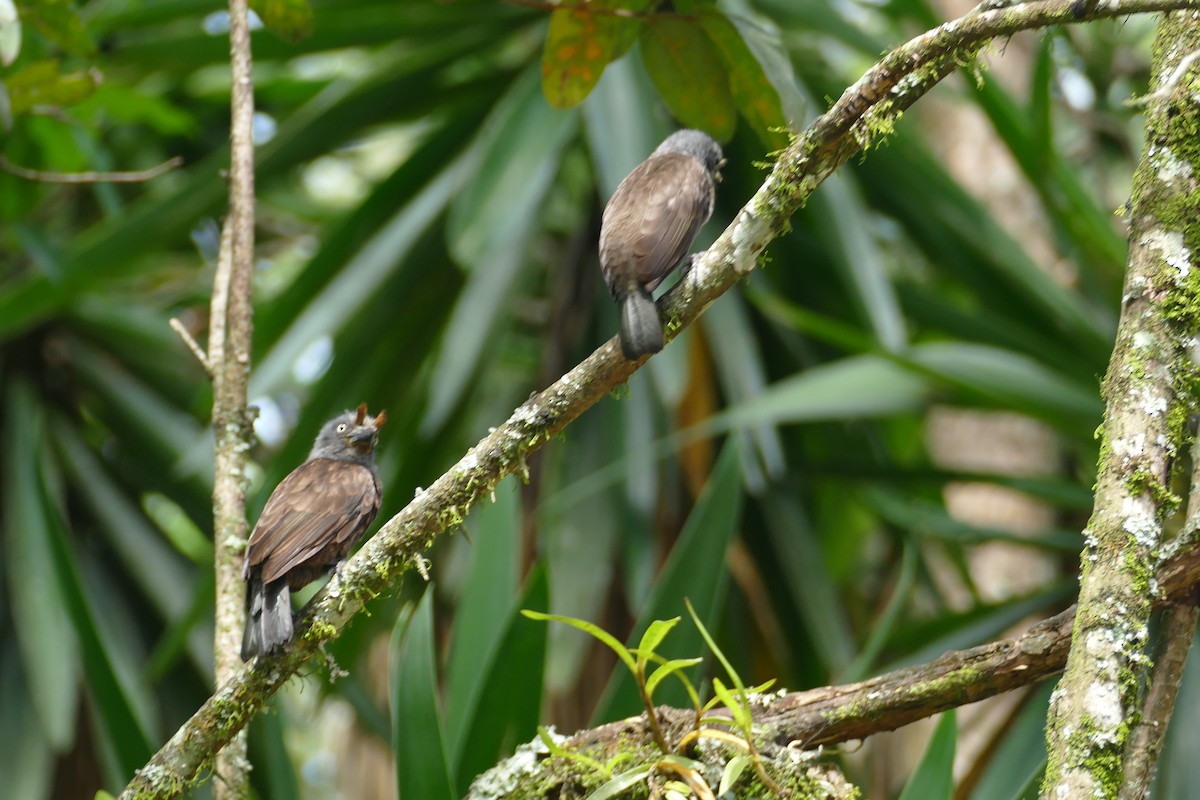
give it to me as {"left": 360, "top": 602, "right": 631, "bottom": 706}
{"left": 0, "top": 0, "right": 1188, "bottom": 798}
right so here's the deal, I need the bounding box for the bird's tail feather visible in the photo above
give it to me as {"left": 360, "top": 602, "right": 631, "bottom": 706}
{"left": 618, "top": 288, "right": 663, "bottom": 359}
{"left": 242, "top": 579, "right": 293, "bottom": 660}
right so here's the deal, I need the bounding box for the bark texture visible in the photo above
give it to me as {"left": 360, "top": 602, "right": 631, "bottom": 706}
{"left": 1041, "top": 12, "right": 1200, "bottom": 798}
{"left": 209, "top": 0, "right": 257, "bottom": 796}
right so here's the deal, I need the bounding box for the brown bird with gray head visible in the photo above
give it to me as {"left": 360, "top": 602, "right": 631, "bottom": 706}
{"left": 241, "top": 404, "right": 386, "bottom": 660}
{"left": 600, "top": 129, "right": 724, "bottom": 360}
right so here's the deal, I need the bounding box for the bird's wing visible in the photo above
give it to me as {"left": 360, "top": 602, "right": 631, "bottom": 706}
{"left": 601, "top": 154, "right": 714, "bottom": 291}
{"left": 245, "top": 459, "right": 381, "bottom": 585}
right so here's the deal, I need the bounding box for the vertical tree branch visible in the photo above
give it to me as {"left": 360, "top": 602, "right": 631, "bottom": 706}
{"left": 1119, "top": 604, "right": 1198, "bottom": 799}
{"left": 1119, "top": 420, "right": 1200, "bottom": 799}
{"left": 210, "top": 0, "right": 257, "bottom": 796}
{"left": 1041, "top": 12, "right": 1200, "bottom": 797}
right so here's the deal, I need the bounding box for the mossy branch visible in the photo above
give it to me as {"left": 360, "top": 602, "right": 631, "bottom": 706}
{"left": 469, "top": 539, "right": 1200, "bottom": 797}
{"left": 1041, "top": 12, "right": 1200, "bottom": 797}
{"left": 117, "top": 0, "right": 1200, "bottom": 796}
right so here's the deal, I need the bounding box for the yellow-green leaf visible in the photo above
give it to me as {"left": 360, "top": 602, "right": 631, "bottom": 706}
{"left": 639, "top": 15, "right": 735, "bottom": 142}
{"left": 6, "top": 60, "right": 99, "bottom": 114}
{"left": 250, "top": 0, "right": 313, "bottom": 42}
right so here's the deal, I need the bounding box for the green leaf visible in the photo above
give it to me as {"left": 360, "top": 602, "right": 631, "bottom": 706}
{"left": 5, "top": 59, "right": 99, "bottom": 114}
{"left": 141, "top": 493, "right": 212, "bottom": 566}
{"left": 52, "top": 422, "right": 199, "bottom": 619}
{"left": 0, "top": 643, "right": 52, "bottom": 799}
{"left": 696, "top": 9, "right": 788, "bottom": 147}
{"left": 594, "top": 443, "right": 742, "bottom": 720}
{"left": 761, "top": 490, "right": 857, "bottom": 674}
{"left": 719, "top": 754, "right": 751, "bottom": 795}
{"left": 709, "top": 676, "right": 750, "bottom": 727}
{"left": 897, "top": 710, "right": 957, "bottom": 800}
{"left": 709, "top": 353, "right": 930, "bottom": 430}
{"left": 806, "top": 173, "right": 908, "bottom": 351}
{"left": 840, "top": 541, "right": 917, "bottom": 682}
{"left": 453, "top": 567, "right": 549, "bottom": 791}
{"left": 75, "top": 83, "right": 197, "bottom": 136}
{"left": 582, "top": 52, "right": 665, "bottom": 197}
{"left": 445, "top": 482, "right": 521, "bottom": 756}
{"left": 246, "top": 689, "right": 300, "bottom": 799}
{"left": 541, "top": 1, "right": 647, "bottom": 108}
{"left": 18, "top": 0, "right": 94, "bottom": 56}
{"left": 867, "top": 488, "right": 1082, "bottom": 552}
{"left": 34, "top": 469, "right": 156, "bottom": 781}
{"left": 644, "top": 657, "right": 705, "bottom": 697}
{"left": 636, "top": 617, "right": 682, "bottom": 663}
{"left": 251, "top": 118, "right": 476, "bottom": 398}
{"left": 522, "top": 610, "right": 638, "bottom": 675}
{"left": 970, "top": 683, "right": 1052, "bottom": 800}
{"left": 586, "top": 766, "right": 653, "bottom": 800}
{"left": 906, "top": 342, "right": 1102, "bottom": 428}
{"left": 686, "top": 599, "right": 743, "bottom": 694}
{"left": 390, "top": 590, "right": 456, "bottom": 800}
{"left": 2, "top": 380, "right": 79, "bottom": 751}
{"left": 639, "top": 15, "right": 735, "bottom": 141}
{"left": 702, "top": 293, "right": 786, "bottom": 492}
{"left": 250, "top": 0, "right": 313, "bottom": 42}
{"left": 447, "top": 64, "right": 580, "bottom": 270}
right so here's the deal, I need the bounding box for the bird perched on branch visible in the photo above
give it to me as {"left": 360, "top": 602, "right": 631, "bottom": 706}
{"left": 600, "top": 129, "right": 724, "bottom": 360}
{"left": 241, "top": 404, "right": 386, "bottom": 660}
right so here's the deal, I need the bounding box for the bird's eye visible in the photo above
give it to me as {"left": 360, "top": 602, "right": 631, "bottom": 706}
{"left": 337, "top": 423, "right": 348, "bottom": 433}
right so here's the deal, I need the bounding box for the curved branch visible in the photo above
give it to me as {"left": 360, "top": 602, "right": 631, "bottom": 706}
{"left": 118, "top": 0, "right": 1200, "bottom": 796}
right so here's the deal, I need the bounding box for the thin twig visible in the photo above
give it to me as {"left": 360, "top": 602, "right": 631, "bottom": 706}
{"left": 169, "top": 318, "right": 211, "bottom": 375}
{"left": 0, "top": 155, "right": 183, "bottom": 183}
{"left": 1119, "top": 603, "right": 1199, "bottom": 800}
{"left": 209, "top": 0, "right": 257, "bottom": 797}
{"left": 1127, "top": 47, "right": 1200, "bottom": 107}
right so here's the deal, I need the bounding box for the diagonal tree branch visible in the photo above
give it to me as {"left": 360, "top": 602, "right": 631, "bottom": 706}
{"left": 117, "top": 0, "right": 1200, "bottom": 796}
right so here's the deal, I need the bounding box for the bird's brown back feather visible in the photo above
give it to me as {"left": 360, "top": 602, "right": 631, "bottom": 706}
{"left": 244, "top": 458, "right": 381, "bottom": 587}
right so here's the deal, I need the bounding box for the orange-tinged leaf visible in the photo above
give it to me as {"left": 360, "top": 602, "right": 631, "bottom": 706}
{"left": 639, "top": 15, "right": 735, "bottom": 142}
{"left": 541, "top": 2, "right": 646, "bottom": 109}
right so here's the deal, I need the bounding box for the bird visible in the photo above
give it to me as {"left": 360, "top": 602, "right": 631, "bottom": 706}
{"left": 599, "top": 129, "right": 724, "bottom": 360}
{"left": 241, "top": 403, "right": 386, "bottom": 660}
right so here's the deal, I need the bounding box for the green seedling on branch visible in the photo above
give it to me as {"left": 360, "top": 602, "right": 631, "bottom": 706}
{"left": 522, "top": 601, "right": 788, "bottom": 798}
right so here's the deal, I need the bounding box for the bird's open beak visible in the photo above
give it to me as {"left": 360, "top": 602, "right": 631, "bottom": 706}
{"left": 714, "top": 158, "right": 726, "bottom": 184}
{"left": 350, "top": 428, "right": 376, "bottom": 445}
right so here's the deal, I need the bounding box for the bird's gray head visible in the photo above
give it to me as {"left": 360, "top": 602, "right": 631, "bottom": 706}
{"left": 308, "top": 403, "right": 387, "bottom": 466}
{"left": 654, "top": 129, "right": 725, "bottom": 177}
